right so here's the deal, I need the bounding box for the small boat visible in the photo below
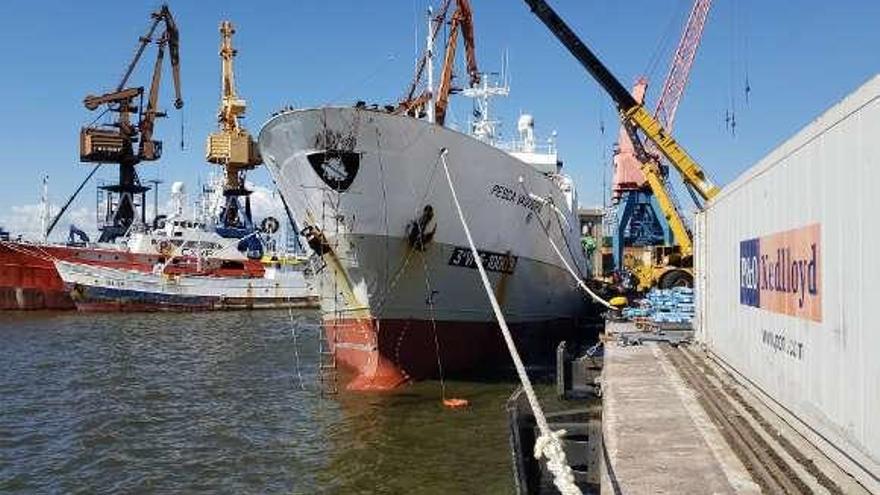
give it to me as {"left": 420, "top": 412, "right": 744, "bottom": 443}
{"left": 54, "top": 258, "right": 316, "bottom": 312}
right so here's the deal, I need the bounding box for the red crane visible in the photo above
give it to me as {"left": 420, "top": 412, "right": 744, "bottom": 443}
{"left": 648, "top": 0, "right": 713, "bottom": 157}
{"left": 612, "top": 0, "right": 712, "bottom": 198}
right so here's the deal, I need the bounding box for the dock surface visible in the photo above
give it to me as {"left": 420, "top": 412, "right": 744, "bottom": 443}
{"left": 600, "top": 321, "right": 869, "bottom": 495}
{"left": 601, "top": 333, "right": 758, "bottom": 493}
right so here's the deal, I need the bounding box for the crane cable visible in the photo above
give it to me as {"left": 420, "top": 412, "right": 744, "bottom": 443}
{"left": 643, "top": 0, "right": 689, "bottom": 84}
{"left": 439, "top": 149, "right": 581, "bottom": 495}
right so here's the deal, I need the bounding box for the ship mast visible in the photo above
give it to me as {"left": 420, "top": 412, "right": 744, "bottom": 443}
{"left": 396, "top": 0, "right": 480, "bottom": 124}
{"left": 40, "top": 176, "right": 49, "bottom": 243}
{"left": 426, "top": 7, "right": 436, "bottom": 124}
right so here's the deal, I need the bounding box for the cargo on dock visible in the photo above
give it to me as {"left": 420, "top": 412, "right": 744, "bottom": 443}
{"left": 695, "top": 75, "right": 880, "bottom": 492}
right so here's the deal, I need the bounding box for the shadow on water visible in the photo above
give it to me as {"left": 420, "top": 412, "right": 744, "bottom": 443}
{"left": 0, "top": 309, "right": 575, "bottom": 494}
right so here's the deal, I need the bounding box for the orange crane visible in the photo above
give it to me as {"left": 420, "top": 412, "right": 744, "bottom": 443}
{"left": 396, "top": 0, "right": 480, "bottom": 125}
{"left": 79, "top": 4, "right": 183, "bottom": 242}
{"left": 206, "top": 20, "right": 262, "bottom": 232}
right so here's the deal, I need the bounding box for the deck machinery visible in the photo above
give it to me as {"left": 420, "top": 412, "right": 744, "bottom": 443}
{"left": 79, "top": 4, "right": 182, "bottom": 243}
{"left": 205, "top": 21, "right": 263, "bottom": 244}
{"left": 524, "top": 0, "right": 721, "bottom": 290}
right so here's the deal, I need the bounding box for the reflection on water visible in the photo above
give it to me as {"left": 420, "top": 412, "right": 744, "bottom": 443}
{"left": 0, "top": 310, "right": 529, "bottom": 493}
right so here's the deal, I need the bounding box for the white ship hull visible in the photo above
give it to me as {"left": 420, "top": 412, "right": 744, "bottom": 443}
{"left": 55, "top": 260, "right": 317, "bottom": 311}
{"left": 259, "top": 107, "right": 590, "bottom": 389}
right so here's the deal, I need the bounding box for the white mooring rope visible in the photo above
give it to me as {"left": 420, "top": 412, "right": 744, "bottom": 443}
{"left": 527, "top": 192, "right": 617, "bottom": 312}
{"left": 439, "top": 149, "right": 582, "bottom": 495}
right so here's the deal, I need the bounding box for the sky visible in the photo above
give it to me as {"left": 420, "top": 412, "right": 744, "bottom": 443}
{"left": 1, "top": 0, "right": 879, "bottom": 239}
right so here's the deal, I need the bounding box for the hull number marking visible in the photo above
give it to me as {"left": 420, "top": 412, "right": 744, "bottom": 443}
{"left": 449, "top": 247, "right": 517, "bottom": 274}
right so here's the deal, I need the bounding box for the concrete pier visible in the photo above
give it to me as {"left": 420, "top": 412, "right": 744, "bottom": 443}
{"left": 600, "top": 321, "right": 870, "bottom": 494}
{"left": 601, "top": 332, "right": 758, "bottom": 493}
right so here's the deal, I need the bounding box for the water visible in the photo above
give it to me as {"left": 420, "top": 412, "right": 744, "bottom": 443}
{"left": 0, "top": 310, "right": 539, "bottom": 494}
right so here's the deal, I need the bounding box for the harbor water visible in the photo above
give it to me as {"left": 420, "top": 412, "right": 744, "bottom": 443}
{"left": 0, "top": 310, "right": 539, "bottom": 493}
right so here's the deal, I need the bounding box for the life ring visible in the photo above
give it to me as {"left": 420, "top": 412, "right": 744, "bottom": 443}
{"left": 158, "top": 240, "right": 174, "bottom": 256}
{"left": 260, "top": 216, "right": 280, "bottom": 234}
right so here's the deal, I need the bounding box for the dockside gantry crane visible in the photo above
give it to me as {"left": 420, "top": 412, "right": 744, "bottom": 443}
{"left": 610, "top": 0, "right": 712, "bottom": 287}
{"left": 206, "top": 20, "right": 262, "bottom": 237}
{"left": 80, "top": 4, "right": 183, "bottom": 242}
{"left": 524, "top": 0, "right": 721, "bottom": 289}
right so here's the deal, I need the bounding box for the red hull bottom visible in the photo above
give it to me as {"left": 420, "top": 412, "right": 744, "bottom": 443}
{"left": 325, "top": 317, "right": 580, "bottom": 391}
{"left": 0, "top": 287, "right": 75, "bottom": 310}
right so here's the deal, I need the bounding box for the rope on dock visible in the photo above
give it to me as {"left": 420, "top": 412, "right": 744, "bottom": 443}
{"left": 439, "top": 149, "right": 582, "bottom": 495}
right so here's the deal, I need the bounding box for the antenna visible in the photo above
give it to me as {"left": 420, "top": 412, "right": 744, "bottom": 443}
{"left": 502, "top": 48, "right": 511, "bottom": 89}
{"left": 41, "top": 175, "right": 49, "bottom": 242}
{"left": 147, "top": 178, "right": 164, "bottom": 224}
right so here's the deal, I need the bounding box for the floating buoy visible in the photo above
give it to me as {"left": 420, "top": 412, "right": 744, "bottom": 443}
{"left": 443, "top": 398, "right": 469, "bottom": 408}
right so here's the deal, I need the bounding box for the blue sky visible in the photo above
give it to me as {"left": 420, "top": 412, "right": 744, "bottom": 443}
{"left": 1, "top": 0, "right": 879, "bottom": 236}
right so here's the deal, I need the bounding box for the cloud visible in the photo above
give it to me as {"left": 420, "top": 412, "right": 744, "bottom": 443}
{"left": 0, "top": 182, "right": 297, "bottom": 245}
{"left": 0, "top": 203, "right": 95, "bottom": 242}
{"left": 246, "top": 182, "right": 286, "bottom": 221}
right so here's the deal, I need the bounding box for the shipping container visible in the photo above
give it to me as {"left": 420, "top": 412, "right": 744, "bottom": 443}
{"left": 695, "top": 75, "right": 880, "bottom": 492}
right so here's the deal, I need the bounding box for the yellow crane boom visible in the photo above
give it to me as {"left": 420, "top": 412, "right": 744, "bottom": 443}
{"left": 524, "top": 0, "right": 721, "bottom": 260}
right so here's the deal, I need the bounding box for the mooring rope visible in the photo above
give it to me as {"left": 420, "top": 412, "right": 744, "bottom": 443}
{"left": 418, "top": 249, "right": 449, "bottom": 403}
{"left": 439, "top": 149, "right": 581, "bottom": 495}
{"left": 517, "top": 182, "right": 618, "bottom": 312}
{"left": 539, "top": 204, "right": 617, "bottom": 311}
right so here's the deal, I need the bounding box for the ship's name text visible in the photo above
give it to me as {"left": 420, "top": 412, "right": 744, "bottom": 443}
{"left": 489, "top": 184, "right": 543, "bottom": 213}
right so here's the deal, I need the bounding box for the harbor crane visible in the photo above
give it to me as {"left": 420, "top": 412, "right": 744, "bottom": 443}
{"left": 79, "top": 4, "right": 183, "bottom": 242}
{"left": 206, "top": 20, "right": 262, "bottom": 238}
{"left": 524, "top": 0, "right": 721, "bottom": 289}
{"left": 610, "top": 0, "right": 712, "bottom": 288}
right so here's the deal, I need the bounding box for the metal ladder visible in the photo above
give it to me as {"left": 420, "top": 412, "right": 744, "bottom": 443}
{"left": 317, "top": 190, "right": 339, "bottom": 396}
{"left": 317, "top": 328, "right": 338, "bottom": 395}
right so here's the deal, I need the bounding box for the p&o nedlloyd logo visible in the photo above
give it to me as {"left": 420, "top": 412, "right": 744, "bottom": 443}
{"left": 739, "top": 223, "right": 821, "bottom": 322}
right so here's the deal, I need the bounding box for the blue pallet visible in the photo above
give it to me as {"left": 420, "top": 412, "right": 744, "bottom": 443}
{"left": 625, "top": 287, "right": 696, "bottom": 324}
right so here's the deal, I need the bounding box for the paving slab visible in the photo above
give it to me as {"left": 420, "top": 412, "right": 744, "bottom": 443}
{"left": 601, "top": 333, "right": 760, "bottom": 494}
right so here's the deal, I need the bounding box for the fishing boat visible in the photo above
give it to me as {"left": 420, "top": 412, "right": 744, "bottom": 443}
{"left": 1, "top": 181, "right": 316, "bottom": 311}
{"left": 54, "top": 256, "right": 315, "bottom": 312}
{"left": 257, "top": 2, "right": 590, "bottom": 390}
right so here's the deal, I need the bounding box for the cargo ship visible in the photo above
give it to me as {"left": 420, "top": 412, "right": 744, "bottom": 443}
{"left": 257, "top": 2, "right": 590, "bottom": 390}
